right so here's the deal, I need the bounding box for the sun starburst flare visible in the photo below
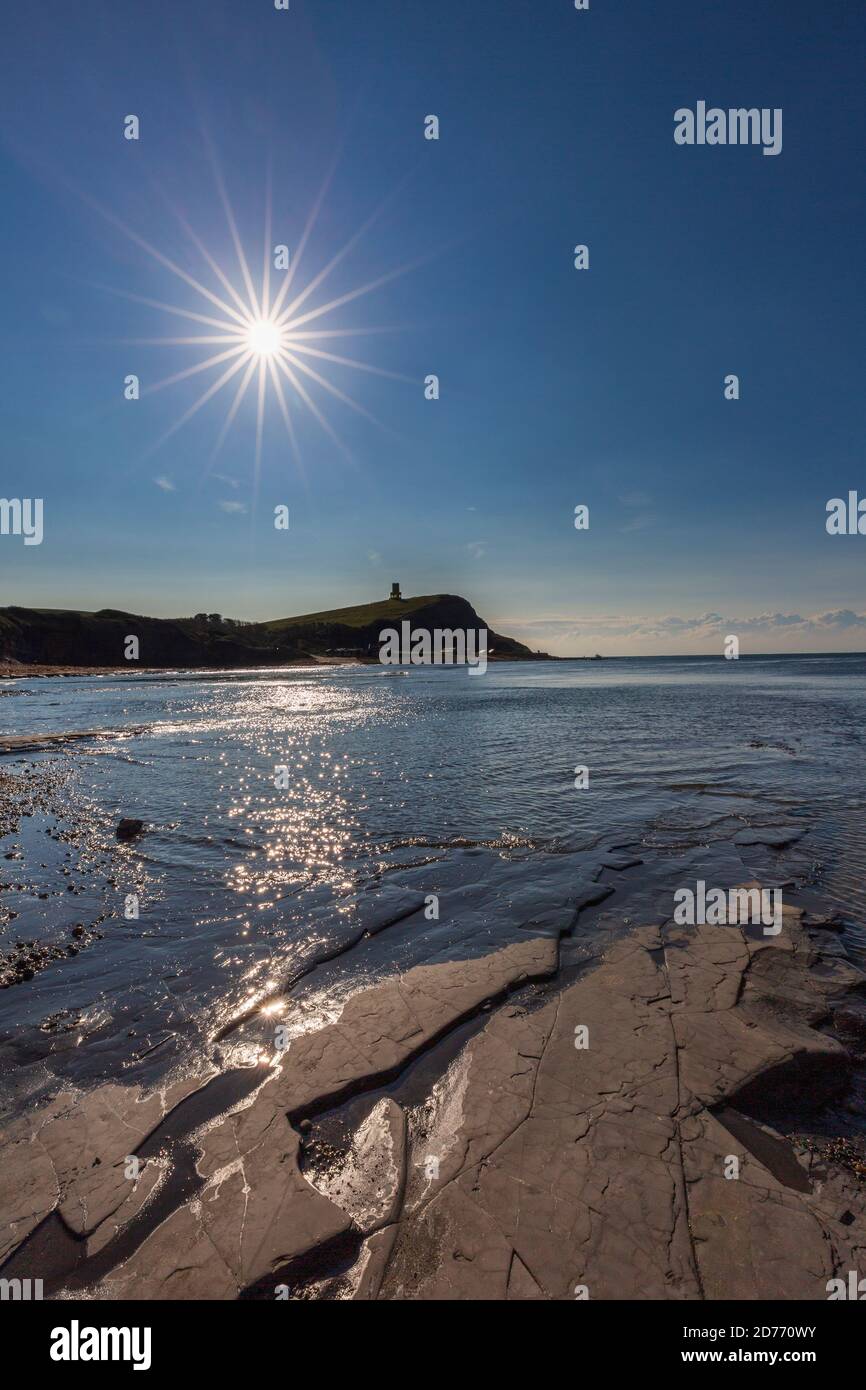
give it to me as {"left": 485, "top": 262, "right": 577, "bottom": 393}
{"left": 98, "top": 154, "right": 428, "bottom": 483}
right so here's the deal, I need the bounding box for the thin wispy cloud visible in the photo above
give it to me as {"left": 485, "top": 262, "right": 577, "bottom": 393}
{"left": 503, "top": 609, "right": 866, "bottom": 653}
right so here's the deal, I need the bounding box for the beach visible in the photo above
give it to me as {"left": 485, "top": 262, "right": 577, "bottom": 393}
{"left": 2, "top": 835, "right": 865, "bottom": 1299}
{"left": 1, "top": 658, "right": 866, "bottom": 1299}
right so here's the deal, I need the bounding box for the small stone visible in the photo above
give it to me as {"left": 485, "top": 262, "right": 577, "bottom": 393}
{"left": 116, "top": 818, "right": 145, "bottom": 841}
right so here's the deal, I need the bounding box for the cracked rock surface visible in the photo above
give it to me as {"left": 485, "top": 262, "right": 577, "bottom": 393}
{"left": 375, "top": 905, "right": 866, "bottom": 1300}
{"left": 1, "top": 887, "right": 865, "bottom": 1300}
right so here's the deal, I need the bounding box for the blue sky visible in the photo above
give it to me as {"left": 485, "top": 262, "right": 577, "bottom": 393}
{"left": 1, "top": 0, "right": 864, "bottom": 654}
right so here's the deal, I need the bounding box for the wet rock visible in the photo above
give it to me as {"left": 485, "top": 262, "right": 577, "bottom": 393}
{"left": 116, "top": 818, "right": 144, "bottom": 841}
{"left": 733, "top": 826, "right": 806, "bottom": 848}
{"left": 304, "top": 1098, "right": 406, "bottom": 1233}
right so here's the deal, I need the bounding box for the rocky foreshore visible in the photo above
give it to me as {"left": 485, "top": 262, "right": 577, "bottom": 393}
{"left": 0, "top": 663, "right": 137, "bottom": 680}
{"left": 1, "top": 874, "right": 865, "bottom": 1301}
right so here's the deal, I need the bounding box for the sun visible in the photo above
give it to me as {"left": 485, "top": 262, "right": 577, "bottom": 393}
{"left": 101, "top": 151, "right": 424, "bottom": 476}
{"left": 246, "top": 318, "right": 283, "bottom": 357}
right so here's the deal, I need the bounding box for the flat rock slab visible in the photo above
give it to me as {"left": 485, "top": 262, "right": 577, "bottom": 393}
{"left": 733, "top": 826, "right": 806, "bottom": 847}
{"left": 0, "top": 728, "right": 144, "bottom": 755}
{"left": 0, "top": 936, "right": 557, "bottom": 1298}
{"left": 2, "top": 888, "right": 865, "bottom": 1302}
{"left": 378, "top": 909, "right": 866, "bottom": 1301}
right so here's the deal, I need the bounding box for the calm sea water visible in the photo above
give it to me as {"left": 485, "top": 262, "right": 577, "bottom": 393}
{"left": 2, "top": 654, "right": 865, "bottom": 1093}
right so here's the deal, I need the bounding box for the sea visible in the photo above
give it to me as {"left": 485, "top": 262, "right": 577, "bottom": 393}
{"left": 2, "top": 653, "right": 865, "bottom": 1101}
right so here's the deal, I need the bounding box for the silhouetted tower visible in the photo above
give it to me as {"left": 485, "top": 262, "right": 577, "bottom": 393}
{"left": 390, "top": 581, "right": 403, "bottom": 601}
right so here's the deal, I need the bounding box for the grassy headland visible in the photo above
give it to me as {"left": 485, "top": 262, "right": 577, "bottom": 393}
{"left": 0, "top": 594, "right": 549, "bottom": 672}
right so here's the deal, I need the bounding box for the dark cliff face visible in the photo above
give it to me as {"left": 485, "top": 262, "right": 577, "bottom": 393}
{"left": 0, "top": 596, "right": 545, "bottom": 667}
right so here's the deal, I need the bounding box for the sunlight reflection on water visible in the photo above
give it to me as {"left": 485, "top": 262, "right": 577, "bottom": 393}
{"left": 3, "top": 655, "right": 866, "bottom": 1083}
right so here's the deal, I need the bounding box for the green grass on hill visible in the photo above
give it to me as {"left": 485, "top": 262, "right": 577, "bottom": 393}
{"left": 262, "top": 594, "right": 450, "bottom": 631}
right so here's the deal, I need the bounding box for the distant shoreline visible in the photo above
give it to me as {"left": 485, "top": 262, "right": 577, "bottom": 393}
{"left": 0, "top": 659, "right": 355, "bottom": 680}
{"left": 3, "top": 652, "right": 864, "bottom": 680}
{"left": 0, "top": 655, "right": 560, "bottom": 680}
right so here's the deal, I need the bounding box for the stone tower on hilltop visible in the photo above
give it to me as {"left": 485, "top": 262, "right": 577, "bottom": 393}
{"left": 390, "top": 581, "right": 403, "bottom": 601}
